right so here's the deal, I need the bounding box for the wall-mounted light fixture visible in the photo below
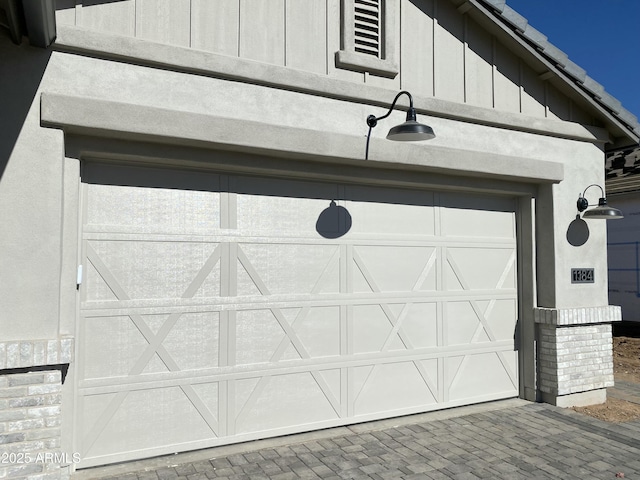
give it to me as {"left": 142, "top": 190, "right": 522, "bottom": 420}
{"left": 365, "top": 90, "right": 435, "bottom": 159}
{"left": 576, "top": 184, "right": 623, "bottom": 220}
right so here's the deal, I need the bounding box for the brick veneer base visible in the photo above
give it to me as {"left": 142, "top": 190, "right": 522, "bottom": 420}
{"left": 534, "top": 306, "right": 621, "bottom": 401}
{"left": 0, "top": 339, "right": 73, "bottom": 371}
{"left": 0, "top": 338, "right": 74, "bottom": 480}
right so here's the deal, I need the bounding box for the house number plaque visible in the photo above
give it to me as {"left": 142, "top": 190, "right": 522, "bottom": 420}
{"left": 571, "top": 268, "right": 594, "bottom": 284}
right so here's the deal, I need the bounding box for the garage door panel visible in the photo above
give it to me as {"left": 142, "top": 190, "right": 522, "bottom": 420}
{"left": 354, "top": 362, "right": 437, "bottom": 415}
{"left": 236, "top": 310, "right": 292, "bottom": 365}
{"left": 82, "top": 315, "right": 150, "bottom": 380}
{"left": 347, "top": 184, "right": 435, "bottom": 207}
{"left": 139, "top": 353, "right": 170, "bottom": 374}
{"left": 77, "top": 393, "right": 118, "bottom": 452}
{"left": 319, "top": 369, "right": 342, "bottom": 402}
{"left": 446, "top": 247, "right": 516, "bottom": 291}
{"left": 82, "top": 311, "right": 221, "bottom": 381}
{"left": 401, "top": 303, "right": 439, "bottom": 349}
{"left": 485, "top": 299, "right": 518, "bottom": 341}
{"left": 83, "top": 386, "right": 218, "bottom": 460}
{"left": 293, "top": 307, "right": 341, "bottom": 358}
{"left": 236, "top": 260, "right": 264, "bottom": 296}
{"left": 86, "top": 184, "right": 222, "bottom": 235}
{"left": 237, "top": 195, "right": 333, "bottom": 237}
{"left": 447, "top": 300, "right": 516, "bottom": 346}
{"left": 77, "top": 166, "right": 519, "bottom": 467}
{"left": 162, "top": 312, "right": 220, "bottom": 371}
{"left": 439, "top": 193, "right": 516, "bottom": 239}
{"left": 354, "top": 246, "right": 437, "bottom": 292}
{"left": 233, "top": 175, "right": 339, "bottom": 199}
{"left": 346, "top": 186, "right": 436, "bottom": 237}
{"left": 448, "top": 352, "right": 517, "bottom": 400}
{"left": 238, "top": 244, "right": 340, "bottom": 295}
{"left": 500, "top": 350, "right": 519, "bottom": 381}
{"left": 86, "top": 241, "right": 222, "bottom": 301}
{"left": 353, "top": 305, "right": 402, "bottom": 353}
{"left": 347, "top": 202, "right": 436, "bottom": 236}
{"left": 84, "top": 164, "right": 222, "bottom": 234}
{"left": 85, "top": 262, "right": 120, "bottom": 302}
{"left": 441, "top": 210, "right": 515, "bottom": 238}
{"left": 236, "top": 306, "right": 342, "bottom": 364}
{"left": 447, "top": 302, "right": 489, "bottom": 346}
{"left": 235, "top": 373, "right": 340, "bottom": 434}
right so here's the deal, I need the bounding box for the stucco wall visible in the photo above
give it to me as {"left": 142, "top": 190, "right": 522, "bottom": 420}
{"left": 545, "top": 147, "right": 610, "bottom": 310}
{"left": 0, "top": 36, "right": 64, "bottom": 341}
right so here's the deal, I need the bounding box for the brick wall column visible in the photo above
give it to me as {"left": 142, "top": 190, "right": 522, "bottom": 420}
{"left": 534, "top": 306, "right": 621, "bottom": 408}
{"left": 0, "top": 338, "right": 74, "bottom": 480}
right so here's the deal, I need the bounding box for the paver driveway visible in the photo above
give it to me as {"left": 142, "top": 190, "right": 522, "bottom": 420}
{"left": 73, "top": 399, "right": 640, "bottom": 480}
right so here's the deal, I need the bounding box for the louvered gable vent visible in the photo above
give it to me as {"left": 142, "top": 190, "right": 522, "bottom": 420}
{"left": 336, "top": 0, "right": 397, "bottom": 77}
{"left": 354, "top": 0, "right": 381, "bottom": 58}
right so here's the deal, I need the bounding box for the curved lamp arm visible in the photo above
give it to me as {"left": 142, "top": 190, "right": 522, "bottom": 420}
{"left": 576, "top": 183, "right": 623, "bottom": 219}
{"left": 365, "top": 90, "right": 435, "bottom": 159}
{"left": 366, "top": 90, "right": 416, "bottom": 128}
{"left": 576, "top": 184, "right": 606, "bottom": 212}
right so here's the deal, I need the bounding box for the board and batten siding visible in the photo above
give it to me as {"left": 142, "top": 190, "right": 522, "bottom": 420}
{"left": 54, "top": 0, "right": 594, "bottom": 124}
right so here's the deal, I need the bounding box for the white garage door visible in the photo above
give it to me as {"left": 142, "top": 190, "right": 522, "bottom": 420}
{"left": 75, "top": 162, "right": 519, "bottom": 467}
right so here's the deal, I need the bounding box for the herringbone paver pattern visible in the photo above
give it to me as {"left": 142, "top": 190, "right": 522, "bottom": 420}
{"left": 74, "top": 400, "right": 640, "bottom": 480}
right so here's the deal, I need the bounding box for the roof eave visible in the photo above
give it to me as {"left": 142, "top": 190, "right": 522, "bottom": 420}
{"left": 454, "top": 0, "right": 640, "bottom": 149}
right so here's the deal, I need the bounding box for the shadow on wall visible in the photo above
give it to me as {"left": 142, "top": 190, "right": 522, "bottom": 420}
{"left": 316, "top": 201, "right": 352, "bottom": 239}
{"left": 0, "top": 34, "right": 52, "bottom": 180}
{"left": 566, "top": 215, "right": 590, "bottom": 246}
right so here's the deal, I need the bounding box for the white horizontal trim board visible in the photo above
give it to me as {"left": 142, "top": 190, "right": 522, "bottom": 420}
{"left": 79, "top": 340, "right": 516, "bottom": 394}
{"left": 80, "top": 291, "right": 518, "bottom": 316}
{"left": 82, "top": 232, "right": 517, "bottom": 248}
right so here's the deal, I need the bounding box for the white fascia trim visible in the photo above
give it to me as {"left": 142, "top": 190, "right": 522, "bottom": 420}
{"left": 52, "top": 25, "right": 607, "bottom": 145}
{"left": 41, "top": 93, "right": 563, "bottom": 184}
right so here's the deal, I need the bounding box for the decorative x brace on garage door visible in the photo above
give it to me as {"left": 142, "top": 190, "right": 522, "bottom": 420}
{"left": 81, "top": 243, "right": 223, "bottom": 453}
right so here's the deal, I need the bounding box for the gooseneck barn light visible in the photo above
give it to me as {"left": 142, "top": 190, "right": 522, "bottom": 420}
{"left": 576, "top": 184, "right": 623, "bottom": 220}
{"left": 365, "top": 90, "right": 435, "bottom": 159}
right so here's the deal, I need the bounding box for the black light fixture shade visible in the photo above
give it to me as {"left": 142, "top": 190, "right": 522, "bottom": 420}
{"left": 386, "top": 107, "right": 436, "bottom": 141}
{"left": 366, "top": 91, "right": 435, "bottom": 158}
{"left": 386, "top": 121, "right": 436, "bottom": 141}
{"left": 576, "top": 184, "right": 623, "bottom": 220}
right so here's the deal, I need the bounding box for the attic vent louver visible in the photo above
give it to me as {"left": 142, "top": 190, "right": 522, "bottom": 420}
{"left": 354, "top": 0, "right": 380, "bottom": 58}
{"left": 336, "top": 0, "right": 398, "bottom": 78}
